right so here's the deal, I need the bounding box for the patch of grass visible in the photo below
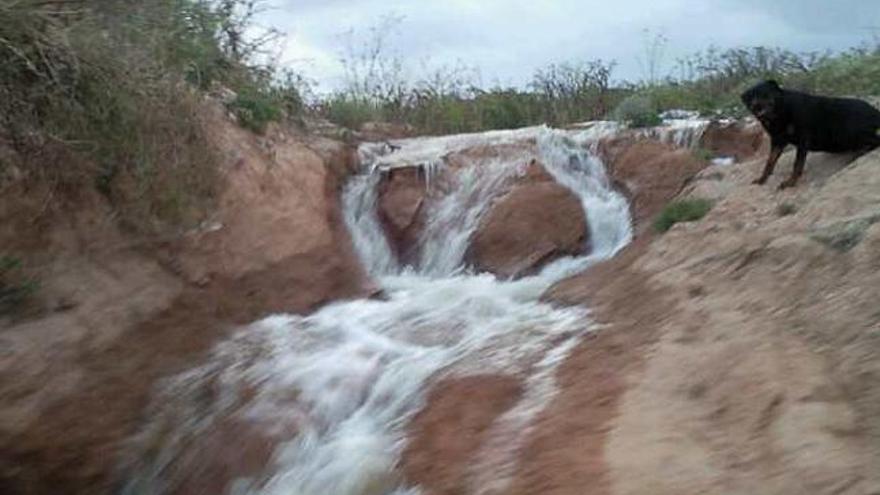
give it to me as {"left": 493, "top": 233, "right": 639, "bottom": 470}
{"left": 228, "top": 88, "right": 282, "bottom": 134}
{"left": 323, "top": 95, "right": 383, "bottom": 131}
{"left": 654, "top": 198, "right": 714, "bottom": 233}
{"left": 776, "top": 202, "right": 798, "bottom": 217}
{"left": 692, "top": 147, "right": 714, "bottom": 161}
{"left": 0, "top": 255, "right": 38, "bottom": 316}
{"left": 810, "top": 213, "right": 880, "bottom": 252}
{"left": 613, "top": 94, "right": 662, "bottom": 128}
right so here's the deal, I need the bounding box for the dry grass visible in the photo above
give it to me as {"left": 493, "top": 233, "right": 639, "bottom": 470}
{"left": 0, "top": 0, "right": 294, "bottom": 235}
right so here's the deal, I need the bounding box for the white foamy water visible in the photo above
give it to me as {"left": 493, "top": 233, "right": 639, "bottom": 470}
{"left": 122, "top": 120, "right": 683, "bottom": 494}
{"left": 642, "top": 117, "right": 710, "bottom": 148}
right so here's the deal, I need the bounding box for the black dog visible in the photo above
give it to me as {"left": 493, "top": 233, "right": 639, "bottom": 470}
{"left": 741, "top": 80, "right": 880, "bottom": 189}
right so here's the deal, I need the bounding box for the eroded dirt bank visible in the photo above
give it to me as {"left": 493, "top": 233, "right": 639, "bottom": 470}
{"left": 405, "top": 142, "right": 880, "bottom": 494}
{"left": 0, "top": 109, "right": 372, "bottom": 493}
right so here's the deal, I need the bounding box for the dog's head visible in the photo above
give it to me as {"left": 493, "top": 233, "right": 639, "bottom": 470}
{"left": 741, "top": 80, "right": 783, "bottom": 122}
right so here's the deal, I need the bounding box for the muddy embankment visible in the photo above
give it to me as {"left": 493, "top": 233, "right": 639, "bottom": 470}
{"left": 0, "top": 106, "right": 373, "bottom": 493}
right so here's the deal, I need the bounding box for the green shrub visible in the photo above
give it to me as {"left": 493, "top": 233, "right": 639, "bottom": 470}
{"left": 776, "top": 202, "right": 798, "bottom": 217}
{"left": 0, "top": 255, "right": 38, "bottom": 316}
{"left": 324, "top": 95, "right": 383, "bottom": 131}
{"left": 229, "top": 89, "right": 282, "bottom": 134}
{"left": 0, "top": 0, "right": 299, "bottom": 233}
{"left": 810, "top": 213, "right": 880, "bottom": 252}
{"left": 613, "top": 94, "right": 662, "bottom": 127}
{"left": 692, "top": 147, "right": 714, "bottom": 161}
{"left": 808, "top": 52, "right": 880, "bottom": 96}
{"left": 654, "top": 198, "right": 714, "bottom": 232}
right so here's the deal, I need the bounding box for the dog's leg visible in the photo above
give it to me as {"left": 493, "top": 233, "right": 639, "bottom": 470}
{"left": 779, "top": 145, "right": 807, "bottom": 190}
{"left": 752, "top": 143, "right": 785, "bottom": 185}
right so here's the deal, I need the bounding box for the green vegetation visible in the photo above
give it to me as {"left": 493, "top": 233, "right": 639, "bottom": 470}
{"left": 0, "top": 255, "right": 38, "bottom": 317}
{"left": 692, "top": 147, "right": 715, "bottom": 161}
{"left": 0, "top": 0, "right": 300, "bottom": 233}
{"left": 776, "top": 202, "right": 798, "bottom": 217}
{"left": 811, "top": 213, "right": 880, "bottom": 252}
{"left": 654, "top": 199, "right": 714, "bottom": 233}
{"left": 229, "top": 87, "right": 284, "bottom": 134}
{"left": 318, "top": 22, "right": 626, "bottom": 135}
{"left": 317, "top": 60, "right": 624, "bottom": 135}
{"left": 315, "top": 22, "right": 880, "bottom": 134}
{"left": 612, "top": 94, "right": 662, "bottom": 128}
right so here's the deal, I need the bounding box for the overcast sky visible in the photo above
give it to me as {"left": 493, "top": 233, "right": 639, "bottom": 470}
{"left": 259, "top": 0, "right": 880, "bottom": 92}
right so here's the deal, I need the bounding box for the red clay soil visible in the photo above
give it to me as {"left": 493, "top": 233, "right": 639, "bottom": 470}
{"left": 502, "top": 237, "right": 671, "bottom": 495}
{"left": 402, "top": 375, "right": 524, "bottom": 495}
{"left": 599, "top": 140, "right": 708, "bottom": 232}
{"left": 698, "top": 120, "right": 768, "bottom": 162}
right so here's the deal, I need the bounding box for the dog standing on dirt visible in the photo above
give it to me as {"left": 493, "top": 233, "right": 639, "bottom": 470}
{"left": 741, "top": 80, "right": 880, "bottom": 189}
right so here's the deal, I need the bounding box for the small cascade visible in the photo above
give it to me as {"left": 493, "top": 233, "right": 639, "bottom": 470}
{"left": 637, "top": 110, "right": 711, "bottom": 148}
{"left": 570, "top": 111, "right": 711, "bottom": 150}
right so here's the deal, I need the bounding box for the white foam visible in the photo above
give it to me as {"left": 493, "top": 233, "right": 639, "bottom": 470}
{"left": 642, "top": 117, "right": 711, "bottom": 149}
{"left": 712, "top": 156, "right": 736, "bottom": 166}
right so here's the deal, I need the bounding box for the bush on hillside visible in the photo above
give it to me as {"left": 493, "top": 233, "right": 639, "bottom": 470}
{"left": 613, "top": 94, "right": 662, "bottom": 127}
{"left": 229, "top": 87, "right": 283, "bottom": 134}
{"left": 0, "top": 0, "right": 300, "bottom": 233}
{"left": 0, "top": 255, "right": 38, "bottom": 317}
{"left": 654, "top": 198, "right": 714, "bottom": 232}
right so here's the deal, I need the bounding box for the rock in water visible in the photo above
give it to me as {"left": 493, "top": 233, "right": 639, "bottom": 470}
{"left": 377, "top": 166, "right": 427, "bottom": 264}
{"left": 468, "top": 164, "right": 588, "bottom": 279}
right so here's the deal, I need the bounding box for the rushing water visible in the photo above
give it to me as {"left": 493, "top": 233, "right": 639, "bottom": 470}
{"left": 125, "top": 118, "right": 707, "bottom": 495}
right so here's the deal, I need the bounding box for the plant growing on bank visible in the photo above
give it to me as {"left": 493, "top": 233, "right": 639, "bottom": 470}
{"left": 0, "top": 0, "right": 302, "bottom": 233}
{"left": 692, "top": 147, "right": 715, "bottom": 161}
{"left": 316, "top": 17, "right": 880, "bottom": 134}
{"left": 0, "top": 255, "right": 38, "bottom": 317}
{"left": 613, "top": 94, "right": 662, "bottom": 128}
{"left": 229, "top": 86, "right": 283, "bottom": 134}
{"left": 654, "top": 198, "right": 714, "bottom": 233}
{"left": 776, "top": 202, "right": 798, "bottom": 217}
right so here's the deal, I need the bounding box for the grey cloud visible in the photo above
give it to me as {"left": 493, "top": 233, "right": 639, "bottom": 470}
{"left": 263, "top": 0, "right": 879, "bottom": 90}
{"left": 718, "top": 0, "right": 880, "bottom": 34}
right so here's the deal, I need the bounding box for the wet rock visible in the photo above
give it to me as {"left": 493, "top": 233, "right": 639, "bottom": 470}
{"left": 698, "top": 119, "right": 768, "bottom": 163}
{"left": 377, "top": 167, "right": 428, "bottom": 264}
{"left": 403, "top": 375, "right": 523, "bottom": 495}
{"left": 168, "top": 417, "right": 293, "bottom": 495}
{"left": 467, "top": 162, "right": 588, "bottom": 279}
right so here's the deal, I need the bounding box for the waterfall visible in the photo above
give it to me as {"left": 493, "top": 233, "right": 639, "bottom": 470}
{"left": 123, "top": 124, "right": 640, "bottom": 495}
